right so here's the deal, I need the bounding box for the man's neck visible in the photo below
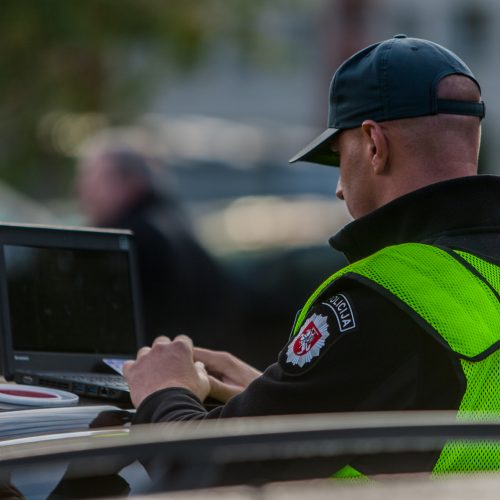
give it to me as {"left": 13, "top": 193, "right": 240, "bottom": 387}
{"left": 376, "top": 165, "right": 478, "bottom": 209}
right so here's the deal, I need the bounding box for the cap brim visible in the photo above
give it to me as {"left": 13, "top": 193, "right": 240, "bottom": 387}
{"left": 288, "top": 128, "right": 341, "bottom": 167}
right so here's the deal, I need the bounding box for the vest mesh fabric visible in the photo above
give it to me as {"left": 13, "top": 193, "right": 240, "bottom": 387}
{"left": 432, "top": 352, "right": 500, "bottom": 473}
{"left": 457, "top": 250, "right": 500, "bottom": 292}
{"left": 341, "top": 244, "right": 499, "bottom": 358}
{"left": 434, "top": 248, "right": 500, "bottom": 473}
{"left": 294, "top": 243, "right": 500, "bottom": 474}
{"left": 331, "top": 465, "right": 369, "bottom": 480}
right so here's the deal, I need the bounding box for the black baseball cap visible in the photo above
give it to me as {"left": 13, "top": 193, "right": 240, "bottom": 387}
{"left": 289, "top": 35, "right": 485, "bottom": 167}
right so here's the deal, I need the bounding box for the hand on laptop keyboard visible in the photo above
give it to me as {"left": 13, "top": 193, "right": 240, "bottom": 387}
{"left": 123, "top": 335, "right": 210, "bottom": 408}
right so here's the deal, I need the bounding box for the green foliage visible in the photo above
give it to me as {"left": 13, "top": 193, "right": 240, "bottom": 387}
{"left": 0, "top": 0, "right": 271, "bottom": 198}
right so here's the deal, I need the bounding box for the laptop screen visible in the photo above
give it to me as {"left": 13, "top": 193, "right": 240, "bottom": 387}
{"left": 0, "top": 224, "right": 144, "bottom": 378}
{"left": 5, "top": 245, "right": 136, "bottom": 355}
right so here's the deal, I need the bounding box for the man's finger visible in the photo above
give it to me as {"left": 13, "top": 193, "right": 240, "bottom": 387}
{"left": 208, "top": 375, "right": 240, "bottom": 403}
{"left": 194, "top": 360, "right": 207, "bottom": 376}
{"left": 152, "top": 335, "right": 171, "bottom": 347}
{"left": 193, "top": 347, "right": 214, "bottom": 365}
{"left": 137, "top": 346, "right": 151, "bottom": 358}
{"left": 194, "top": 347, "right": 227, "bottom": 372}
{"left": 122, "top": 359, "right": 134, "bottom": 376}
{"left": 173, "top": 334, "right": 193, "bottom": 350}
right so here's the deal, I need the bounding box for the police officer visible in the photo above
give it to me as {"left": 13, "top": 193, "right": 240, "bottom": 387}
{"left": 124, "top": 36, "right": 500, "bottom": 475}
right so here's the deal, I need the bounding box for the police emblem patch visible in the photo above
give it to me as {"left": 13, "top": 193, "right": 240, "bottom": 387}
{"left": 286, "top": 313, "right": 329, "bottom": 367}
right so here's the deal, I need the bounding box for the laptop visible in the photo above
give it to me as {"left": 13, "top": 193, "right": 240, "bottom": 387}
{"left": 0, "top": 223, "right": 145, "bottom": 402}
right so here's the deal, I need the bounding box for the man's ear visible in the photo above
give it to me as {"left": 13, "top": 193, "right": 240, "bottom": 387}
{"left": 361, "top": 120, "right": 389, "bottom": 174}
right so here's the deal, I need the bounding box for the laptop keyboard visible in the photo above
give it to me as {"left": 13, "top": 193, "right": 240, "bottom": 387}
{"left": 42, "top": 372, "right": 129, "bottom": 391}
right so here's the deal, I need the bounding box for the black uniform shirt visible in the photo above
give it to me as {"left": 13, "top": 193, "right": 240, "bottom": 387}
{"left": 133, "top": 175, "right": 500, "bottom": 472}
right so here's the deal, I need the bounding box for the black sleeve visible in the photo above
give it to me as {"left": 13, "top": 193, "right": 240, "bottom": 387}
{"left": 133, "top": 277, "right": 463, "bottom": 426}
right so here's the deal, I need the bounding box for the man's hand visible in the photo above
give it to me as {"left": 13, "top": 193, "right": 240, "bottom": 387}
{"left": 194, "top": 348, "right": 262, "bottom": 403}
{"left": 123, "top": 335, "right": 210, "bottom": 408}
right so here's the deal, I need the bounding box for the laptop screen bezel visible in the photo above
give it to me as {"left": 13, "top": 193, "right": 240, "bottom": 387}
{"left": 0, "top": 223, "right": 145, "bottom": 379}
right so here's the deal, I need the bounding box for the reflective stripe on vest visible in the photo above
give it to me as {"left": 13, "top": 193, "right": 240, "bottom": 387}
{"left": 293, "top": 243, "right": 500, "bottom": 474}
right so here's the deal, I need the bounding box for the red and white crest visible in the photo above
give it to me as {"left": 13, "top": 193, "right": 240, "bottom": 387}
{"left": 286, "top": 314, "right": 329, "bottom": 367}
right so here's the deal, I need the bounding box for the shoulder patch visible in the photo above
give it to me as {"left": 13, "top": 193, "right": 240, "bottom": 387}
{"left": 279, "top": 294, "right": 358, "bottom": 375}
{"left": 321, "top": 293, "right": 356, "bottom": 332}
{"left": 285, "top": 313, "right": 329, "bottom": 368}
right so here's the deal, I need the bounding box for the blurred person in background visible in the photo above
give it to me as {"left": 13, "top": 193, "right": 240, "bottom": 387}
{"left": 76, "top": 147, "right": 229, "bottom": 347}
{"left": 124, "top": 36, "right": 499, "bottom": 476}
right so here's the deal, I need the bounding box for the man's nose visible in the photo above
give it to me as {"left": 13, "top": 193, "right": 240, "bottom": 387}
{"left": 336, "top": 177, "right": 344, "bottom": 200}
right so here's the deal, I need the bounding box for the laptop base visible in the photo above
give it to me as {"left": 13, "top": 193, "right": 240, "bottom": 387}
{"left": 14, "top": 371, "right": 130, "bottom": 403}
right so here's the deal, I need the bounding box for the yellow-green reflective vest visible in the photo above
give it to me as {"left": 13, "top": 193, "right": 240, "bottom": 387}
{"left": 293, "top": 243, "right": 500, "bottom": 475}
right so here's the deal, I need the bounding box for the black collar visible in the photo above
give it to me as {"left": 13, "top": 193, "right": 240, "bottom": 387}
{"left": 329, "top": 175, "right": 500, "bottom": 263}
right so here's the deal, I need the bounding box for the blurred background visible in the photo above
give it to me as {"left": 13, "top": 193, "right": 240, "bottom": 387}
{"left": 1, "top": 0, "right": 498, "bottom": 366}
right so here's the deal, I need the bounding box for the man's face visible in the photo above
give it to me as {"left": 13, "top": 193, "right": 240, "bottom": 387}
{"left": 333, "top": 128, "right": 378, "bottom": 219}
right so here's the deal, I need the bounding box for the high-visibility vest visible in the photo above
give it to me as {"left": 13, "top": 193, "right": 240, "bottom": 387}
{"left": 292, "top": 243, "right": 500, "bottom": 474}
